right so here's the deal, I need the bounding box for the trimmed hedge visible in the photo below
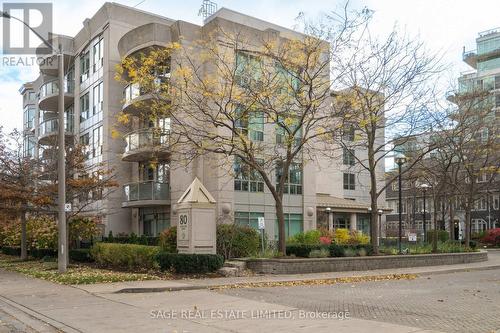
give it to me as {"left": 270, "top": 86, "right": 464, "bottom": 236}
{"left": 102, "top": 232, "right": 159, "bottom": 246}
{"left": 286, "top": 244, "right": 374, "bottom": 258}
{"left": 156, "top": 252, "right": 224, "bottom": 273}
{"left": 1, "top": 247, "right": 21, "bottom": 256}
{"left": 90, "top": 243, "right": 160, "bottom": 270}
{"left": 69, "top": 249, "right": 93, "bottom": 262}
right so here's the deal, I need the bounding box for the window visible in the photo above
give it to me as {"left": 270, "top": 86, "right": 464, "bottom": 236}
{"left": 343, "top": 148, "right": 355, "bottom": 166}
{"left": 93, "top": 37, "right": 104, "bottom": 72}
{"left": 235, "top": 51, "right": 261, "bottom": 87}
{"left": 343, "top": 173, "right": 355, "bottom": 190}
{"left": 23, "top": 106, "right": 35, "bottom": 129}
{"left": 235, "top": 212, "right": 264, "bottom": 230}
{"left": 276, "top": 116, "right": 302, "bottom": 146}
{"left": 234, "top": 106, "right": 263, "bottom": 141}
{"left": 23, "top": 135, "right": 35, "bottom": 158}
{"left": 477, "top": 173, "right": 488, "bottom": 183}
{"left": 28, "top": 91, "right": 36, "bottom": 100}
{"left": 93, "top": 82, "right": 103, "bottom": 115}
{"left": 276, "top": 161, "right": 303, "bottom": 195}
{"left": 91, "top": 171, "right": 103, "bottom": 200}
{"left": 233, "top": 157, "right": 264, "bottom": 192}
{"left": 80, "top": 51, "right": 90, "bottom": 83}
{"left": 472, "top": 219, "right": 487, "bottom": 233}
{"left": 342, "top": 124, "right": 355, "bottom": 141}
{"left": 475, "top": 197, "right": 487, "bottom": 211}
{"left": 274, "top": 213, "right": 303, "bottom": 240}
{"left": 92, "top": 126, "right": 103, "bottom": 158}
{"left": 80, "top": 133, "right": 90, "bottom": 159}
{"left": 80, "top": 93, "right": 89, "bottom": 122}
{"left": 493, "top": 195, "right": 500, "bottom": 210}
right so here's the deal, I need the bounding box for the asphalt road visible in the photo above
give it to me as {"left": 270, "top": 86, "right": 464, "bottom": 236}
{"left": 218, "top": 268, "right": 500, "bottom": 333}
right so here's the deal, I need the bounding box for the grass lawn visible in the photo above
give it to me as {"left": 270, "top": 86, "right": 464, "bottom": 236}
{"left": 0, "top": 254, "right": 167, "bottom": 285}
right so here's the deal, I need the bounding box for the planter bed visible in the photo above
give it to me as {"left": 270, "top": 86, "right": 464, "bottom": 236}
{"left": 245, "top": 250, "right": 488, "bottom": 274}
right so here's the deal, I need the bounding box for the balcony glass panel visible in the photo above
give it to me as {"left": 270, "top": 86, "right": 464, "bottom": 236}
{"left": 123, "top": 181, "right": 169, "bottom": 202}
{"left": 40, "top": 79, "right": 74, "bottom": 98}
{"left": 125, "top": 128, "right": 170, "bottom": 153}
{"left": 123, "top": 83, "right": 141, "bottom": 104}
{"left": 40, "top": 114, "right": 74, "bottom": 136}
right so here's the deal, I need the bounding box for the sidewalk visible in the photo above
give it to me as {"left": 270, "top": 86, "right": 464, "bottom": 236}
{"left": 0, "top": 268, "right": 442, "bottom": 333}
{"left": 75, "top": 249, "right": 500, "bottom": 294}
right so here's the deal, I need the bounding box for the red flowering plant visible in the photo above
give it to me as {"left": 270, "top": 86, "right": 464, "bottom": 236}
{"left": 482, "top": 228, "right": 500, "bottom": 246}
{"left": 319, "top": 236, "right": 332, "bottom": 245}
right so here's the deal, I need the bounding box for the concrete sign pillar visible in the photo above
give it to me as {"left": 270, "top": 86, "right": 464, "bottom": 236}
{"left": 176, "top": 177, "right": 217, "bottom": 254}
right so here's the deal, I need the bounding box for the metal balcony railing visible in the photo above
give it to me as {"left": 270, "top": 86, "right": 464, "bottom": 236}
{"left": 123, "top": 181, "right": 169, "bottom": 202}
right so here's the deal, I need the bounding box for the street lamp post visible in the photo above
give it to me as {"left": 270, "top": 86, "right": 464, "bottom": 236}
{"left": 1, "top": 11, "right": 67, "bottom": 273}
{"left": 377, "top": 209, "right": 383, "bottom": 247}
{"left": 420, "top": 184, "right": 430, "bottom": 243}
{"left": 395, "top": 155, "right": 407, "bottom": 255}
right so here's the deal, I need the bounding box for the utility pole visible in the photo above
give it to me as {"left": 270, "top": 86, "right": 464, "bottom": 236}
{"left": 57, "top": 46, "right": 67, "bottom": 273}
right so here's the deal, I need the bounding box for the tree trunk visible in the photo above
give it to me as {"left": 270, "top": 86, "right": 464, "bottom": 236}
{"left": 20, "top": 211, "right": 28, "bottom": 260}
{"left": 464, "top": 208, "right": 471, "bottom": 248}
{"left": 369, "top": 173, "right": 379, "bottom": 254}
{"left": 275, "top": 200, "right": 286, "bottom": 255}
{"left": 448, "top": 198, "right": 454, "bottom": 240}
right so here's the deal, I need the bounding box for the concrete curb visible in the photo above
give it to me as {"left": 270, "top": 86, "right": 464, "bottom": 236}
{"left": 114, "top": 263, "right": 500, "bottom": 294}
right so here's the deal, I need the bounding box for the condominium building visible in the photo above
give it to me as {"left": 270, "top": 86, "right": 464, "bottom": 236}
{"left": 20, "top": 2, "right": 386, "bottom": 240}
{"left": 385, "top": 28, "right": 500, "bottom": 238}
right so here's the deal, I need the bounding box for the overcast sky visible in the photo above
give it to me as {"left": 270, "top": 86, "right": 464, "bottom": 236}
{"left": 1, "top": 0, "right": 499, "bottom": 134}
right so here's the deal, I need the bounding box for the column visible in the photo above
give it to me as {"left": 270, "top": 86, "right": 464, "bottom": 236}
{"left": 350, "top": 213, "right": 357, "bottom": 232}
{"left": 328, "top": 212, "right": 333, "bottom": 231}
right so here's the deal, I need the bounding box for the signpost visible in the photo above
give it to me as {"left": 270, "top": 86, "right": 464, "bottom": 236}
{"left": 408, "top": 233, "right": 417, "bottom": 242}
{"left": 258, "top": 217, "right": 265, "bottom": 254}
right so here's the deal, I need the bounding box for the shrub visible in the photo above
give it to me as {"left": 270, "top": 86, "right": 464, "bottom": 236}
{"left": 68, "top": 217, "right": 100, "bottom": 249}
{"left": 90, "top": 243, "right": 160, "bottom": 270}
{"left": 286, "top": 244, "right": 324, "bottom": 257}
{"left": 287, "top": 230, "right": 321, "bottom": 245}
{"left": 1, "top": 246, "right": 21, "bottom": 256}
{"left": 30, "top": 248, "right": 57, "bottom": 259}
{"left": 344, "top": 248, "right": 357, "bottom": 257}
{"left": 328, "top": 243, "right": 345, "bottom": 257}
{"left": 319, "top": 236, "right": 332, "bottom": 245}
{"left": 216, "top": 224, "right": 260, "bottom": 259}
{"left": 69, "top": 249, "right": 93, "bottom": 262}
{"left": 333, "top": 228, "right": 350, "bottom": 245}
{"left": 159, "top": 226, "right": 177, "bottom": 253}
{"left": 309, "top": 248, "right": 330, "bottom": 258}
{"left": 156, "top": 252, "right": 224, "bottom": 273}
{"left": 482, "top": 228, "right": 500, "bottom": 246}
{"left": 102, "top": 234, "right": 159, "bottom": 246}
{"left": 426, "top": 230, "right": 450, "bottom": 243}
{"left": 0, "top": 217, "right": 57, "bottom": 251}
{"left": 349, "top": 231, "right": 370, "bottom": 245}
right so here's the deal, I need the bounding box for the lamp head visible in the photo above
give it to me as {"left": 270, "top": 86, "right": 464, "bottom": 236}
{"left": 420, "top": 183, "right": 431, "bottom": 191}
{"left": 368, "top": 207, "right": 372, "bottom": 212}
{"left": 325, "top": 207, "right": 331, "bottom": 213}
{"left": 377, "top": 209, "right": 383, "bottom": 215}
{"left": 395, "top": 155, "right": 407, "bottom": 166}
{"left": 0, "top": 11, "right": 11, "bottom": 18}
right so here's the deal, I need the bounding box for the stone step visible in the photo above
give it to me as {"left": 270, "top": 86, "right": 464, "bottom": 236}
{"left": 223, "top": 260, "right": 247, "bottom": 270}
{"left": 217, "top": 267, "right": 239, "bottom": 277}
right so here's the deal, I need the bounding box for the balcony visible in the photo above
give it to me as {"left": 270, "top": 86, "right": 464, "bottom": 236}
{"left": 117, "top": 23, "right": 171, "bottom": 59}
{"left": 463, "top": 49, "right": 478, "bottom": 69}
{"left": 122, "top": 128, "right": 170, "bottom": 162}
{"left": 36, "top": 35, "right": 75, "bottom": 76}
{"left": 122, "top": 77, "right": 170, "bottom": 115}
{"left": 122, "top": 181, "right": 170, "bottom": 208}
{"left": 38, "top": 117, "right": 74, "bottom": 145}
{"left": 38, "top": 79, "right": 74, "bottom": 112}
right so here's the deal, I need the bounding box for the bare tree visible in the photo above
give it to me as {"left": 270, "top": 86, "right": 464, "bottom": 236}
{"left": 332, "top": 28, "right": 444, "bottom": 254}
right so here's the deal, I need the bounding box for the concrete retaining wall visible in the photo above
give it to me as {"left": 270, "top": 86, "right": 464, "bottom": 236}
{"left": 245, "top": 251, "right": 488, "bottom": 274}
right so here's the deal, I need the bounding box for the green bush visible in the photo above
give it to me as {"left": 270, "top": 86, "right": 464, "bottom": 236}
{"left": 1, "top": 246, "right": 21, "bottom": 256}
{"left": 159, "top": 226, "right": 177, "bottom": 253}
{"left": 30, "top": 248, "right": 57, "bottom": 259}
{"left": 68, "top": 217, "right": 100, "bottom": 248}
{"left": 426, "top": 230, "right": 450, "bottom": 243}
{"left": 216, "top": 224, "right": 260, "bottom": 259}
{"left": 102, "top": 233, "right": 159, "bottom": 246}
{"left": 287, "top": 230, "right": 321, "bottom": 245}
{"left": 69, "top": 249, "right": 93, "bottom": 262}
{"left": 286, "top": 243, "right": 373, "bottom": 258}
{"left": 309, "top": 248, "right": 329, "bottom": 258}
{"left": 90, "top": 243, "right": 160, "bottom": 270}
{"left": 155, "top": 252, "right": 224, "bottom": 273}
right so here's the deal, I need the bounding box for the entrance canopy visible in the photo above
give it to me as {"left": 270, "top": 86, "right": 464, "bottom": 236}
{"left": 316, "top": 194, "right": 391, "bottom": 213}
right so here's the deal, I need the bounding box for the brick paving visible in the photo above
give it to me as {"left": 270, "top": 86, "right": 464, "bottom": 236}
{"left": 218, "top": 268, "right": 500, "bottom": 333}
